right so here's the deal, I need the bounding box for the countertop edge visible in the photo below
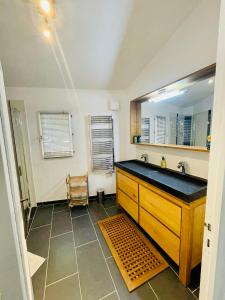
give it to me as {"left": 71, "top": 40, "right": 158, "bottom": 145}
{"left": 115, "top": 161, "right": 207, "bottom": 203}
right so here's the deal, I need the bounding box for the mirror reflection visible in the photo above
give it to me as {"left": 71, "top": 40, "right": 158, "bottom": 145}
{"left": 141, "top": 74, "right": 215, "bottom": 148}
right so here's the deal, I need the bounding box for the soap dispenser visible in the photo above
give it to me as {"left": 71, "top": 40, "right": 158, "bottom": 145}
{"left": 161, "top": 156, "right": 167, "bottom": 168}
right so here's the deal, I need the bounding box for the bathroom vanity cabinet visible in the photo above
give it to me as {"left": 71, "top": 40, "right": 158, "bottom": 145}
{"left": 116, "top": 167, "right": 206, "bottom": 286}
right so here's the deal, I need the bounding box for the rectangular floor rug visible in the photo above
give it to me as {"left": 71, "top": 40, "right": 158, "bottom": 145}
{"left": 98, "top": 213, "right": 168, "bottom": 292}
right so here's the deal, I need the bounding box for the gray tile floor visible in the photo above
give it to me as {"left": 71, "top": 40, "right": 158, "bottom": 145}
{"left": 27, "top": 196, "right": 200, "bottom": 300}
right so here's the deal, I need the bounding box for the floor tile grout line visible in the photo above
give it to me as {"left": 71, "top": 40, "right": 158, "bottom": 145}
{"left": 51, "top": 231, "right": 73, "bottom": 239}
{"left": 46, "top": 272, "right": 78, "bottom": 288}
{"left": 102, "top": 205, "right": 110, "bottom": 217}
{"left": 192, "top": 292, "right": 199, "bottom": 300}
{"left": 187, "top": 286, "right": 199, "bottom": 298}
{"left": 29, "top": 223, "right": 51, "bottom": 231}
{"left": 42, "top": 205, "right": 54, "bottom": 300}
{"left": 27, "top": 205, "right": 54, "bottom": 238}
{"left": 169, "top": 263, "right": 200, "bottom": 295}
{"left": 187, "top": 287, "right": 194, "bottom": 294}
{"left": 105, "top": 256, "right": 113, "bottom": 260}
{"left": 192, "top": 286, "right": 200, "bottom": 294}
{"left": 104, "top": 205, "right": 117, "bottom": 210}
{"left": 53, "top": 209, "right": 69, "bottom": 214}
{"left": 187, "top": 286, "right": 200, "bottom": 300}
{"left": 98, "top": 290, "right": 117, "bottom": 300}
{"left": 87, "top": 209, "right": 121, "bottom": 300}
{"left": 71, "top": 213, "right": 88, "bottom": 219}
{"left": 38, "top": 203, "right": 58, "bottom": 208}
{"left": 69, "top": 208, "right": 83, "bottom": 300}
{"left": 148, "top": 282, "right": 160, "bottom": 300}
{"left": 89, "top": 208, "right": 109, "bottom": 261}
{"left": 75, "top": 239, "right": 98, "bottom": 249}
{"left": 169, "top": 265, "right": 179, "bottom": 277}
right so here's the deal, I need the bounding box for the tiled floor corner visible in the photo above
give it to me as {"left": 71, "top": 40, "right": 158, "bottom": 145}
{"left": 27, "top": 196, "right": 200, "bottom": 300}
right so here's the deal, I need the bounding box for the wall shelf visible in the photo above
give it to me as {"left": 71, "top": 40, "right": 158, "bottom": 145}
{"left": 131, "top": 142, "right": 209, "bottom": 152}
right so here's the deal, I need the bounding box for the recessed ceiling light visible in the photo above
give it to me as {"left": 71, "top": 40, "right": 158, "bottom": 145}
{"left": 148, "top": 89, "right": 187, "bottom": 103}
{"left": 43, "top": 29, "right": 51, "bottom": 39}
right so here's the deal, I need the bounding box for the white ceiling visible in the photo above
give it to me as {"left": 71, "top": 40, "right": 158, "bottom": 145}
{"left": 142, "top": 76, "right": 215, "bottom": 110}
{"left": 0, "top": 0, "right": 199, "bottom": 89}
{"left": 167, "top": 77, "right": 215, "bottom": 107}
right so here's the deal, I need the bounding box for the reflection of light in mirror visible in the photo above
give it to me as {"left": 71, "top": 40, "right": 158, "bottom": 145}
{"left": 148, "top": 89, "right": 187, "bottom": 103}
{"left": 208, "top": 78, "right": 214, "bottom": 84}
{"left": 40, "top": 0, "right": 51, "bottom": 14}
{"left": 43, "top": 29, "right": 51, "bottom": 39}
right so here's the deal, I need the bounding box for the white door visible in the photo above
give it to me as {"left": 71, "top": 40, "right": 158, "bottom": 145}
{"left": 0, "top": 63, "right": 33, "bottom": 299}
{"left": 200, "top": 0, "right": 225, "bottom": 299}
{"left": 10, "top": 107, "right": 31, "bottom": 235}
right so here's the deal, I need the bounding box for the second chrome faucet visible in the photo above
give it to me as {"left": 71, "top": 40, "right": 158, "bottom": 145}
{"left": 140, "top": 153, "right": 149, "bottom": 163}
{"left": 177, "top": 161, "right": 186, "bottom": 174}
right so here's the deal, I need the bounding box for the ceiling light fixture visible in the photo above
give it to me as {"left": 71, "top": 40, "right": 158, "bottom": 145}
{"left": 43, "top": 28, "right": 51, "bottom": 39}
{"left": 37, "top": 0, "right": 55, "bottom": 18}
{"left": 40, "top": 0, "right": 51, "bottom": 14}
{"left": 148, "top": 89, "right": 186, "bottom": 103}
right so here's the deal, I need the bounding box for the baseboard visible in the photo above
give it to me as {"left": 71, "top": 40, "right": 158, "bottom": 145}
{"left": 36, "top": 193, "right": 116, "bottom": 206}
{"left": 37, "top": 199, "right": 67, "bottom": 206}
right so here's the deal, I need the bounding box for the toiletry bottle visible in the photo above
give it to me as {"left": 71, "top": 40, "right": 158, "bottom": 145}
{"left": 207, "top": 135, "right": 211, "bottom": 150}
{"left": 161, "top": 156, "right": 167, "bottom": 168}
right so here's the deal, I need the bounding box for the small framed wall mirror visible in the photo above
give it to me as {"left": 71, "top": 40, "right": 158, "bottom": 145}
{"left": 130, "top": 64, "right": 216, "bottom": 151}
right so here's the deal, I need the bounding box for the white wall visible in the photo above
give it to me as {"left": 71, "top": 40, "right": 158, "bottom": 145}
{"left": 6, "top": 87, "right": 125, "bottom": 203}
{"left": 192, "top": 94, "right": 213, "bottom": 114}
{"left": 120, "top": 0, "right": 220, "bottom": 179}
{"left": 0, "top": 148, "right": 24, "bottom": 299}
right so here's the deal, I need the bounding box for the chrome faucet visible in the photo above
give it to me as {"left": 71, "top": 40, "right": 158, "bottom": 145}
{"left": 141, "top": 153, "right": 149, "bottom": 163}
{"left": 177, "top": 161, "right": 186, "bottom": 174}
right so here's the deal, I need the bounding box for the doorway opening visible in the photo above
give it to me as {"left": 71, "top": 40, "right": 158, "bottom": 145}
{"left": 9, "top": 100, "right": 36, "bottom": 236}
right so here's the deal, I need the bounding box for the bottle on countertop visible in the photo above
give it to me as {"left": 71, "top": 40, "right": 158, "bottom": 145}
{"left": 207, "top": 135, "right": 211, "bottom": 150}
{"left": 161, "top": 156, "right": 167, "bottom": 168}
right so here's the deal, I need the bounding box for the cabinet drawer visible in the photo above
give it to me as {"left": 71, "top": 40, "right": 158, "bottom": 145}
{"left": 140, "top": 207, "right": 180, "bottom": 265}
{"left": 118, "top": 189, "right": 138, "bottom": 222}
{"left": 139, "top": 185, "right": 181, "bottom": 236}
{"left": 117, "top": 172, "right": 138, "bottom": 202}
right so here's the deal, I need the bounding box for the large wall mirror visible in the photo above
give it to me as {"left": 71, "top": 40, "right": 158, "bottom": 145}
{"left": 130, "top": 64, "right": 216, "bottom": 151}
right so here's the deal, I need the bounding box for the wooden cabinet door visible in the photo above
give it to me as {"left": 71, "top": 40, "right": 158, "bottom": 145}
{"left": 117, "top": 171, "right": 138, "bottom": 202}
{"left": 140, "top": 185, "right": 181, "bottom": 236}
{"left": 140, "top": 208, "right": 180, "bottom": 264}
{"left": 118, "top": 189, "right": 138, "bottom": 222}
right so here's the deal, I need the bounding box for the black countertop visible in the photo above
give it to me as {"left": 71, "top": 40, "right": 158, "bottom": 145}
{"left": 114, "top": 160, "right": 207, "bottom": 203}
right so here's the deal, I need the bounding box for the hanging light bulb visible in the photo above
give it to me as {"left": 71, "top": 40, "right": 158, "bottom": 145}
{"left": 43, "top": 28, "right": 51, "bottom": 39}
{"left": 37, "top": 0, "right": 55, "bottom": 18}
{"left": 40, "top": 0, "right": 51, "bottom": 14}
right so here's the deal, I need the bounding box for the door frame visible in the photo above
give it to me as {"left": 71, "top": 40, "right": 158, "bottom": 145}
{"left": 9, "top": 100, "right": 36, "bottom": 208}
{"left": 0, "top": 64, "right": 33, "bottom": 299}
{"left": 200, "top": 0, "right": 225, "bottom": 299}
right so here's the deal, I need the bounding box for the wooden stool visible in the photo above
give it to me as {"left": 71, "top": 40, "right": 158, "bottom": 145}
{"left": 66, "top": 174, "right": 89, "bottom": 207}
